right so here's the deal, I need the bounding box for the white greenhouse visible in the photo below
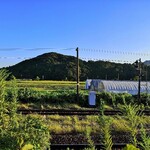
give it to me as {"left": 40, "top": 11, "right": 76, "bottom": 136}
{"left": 85, "top": 79, "right": 150, "bottom": 95}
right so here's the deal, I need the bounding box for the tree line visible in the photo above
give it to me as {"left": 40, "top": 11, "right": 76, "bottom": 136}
{"left": 3, "top": 52, "right": 150, "bottom": 81}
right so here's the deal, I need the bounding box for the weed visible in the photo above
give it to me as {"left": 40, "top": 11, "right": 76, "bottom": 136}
{"left": 85, "top": 126, "right": 96, "bottom": 150}
{"left": 139, "top": 123, "right": 150, "bottom": 150}
{"left": 98, "top": 105, "right": 113, "bottom": 150}
{"left": 120, "top": 95, "right": 143, "bottom": 147}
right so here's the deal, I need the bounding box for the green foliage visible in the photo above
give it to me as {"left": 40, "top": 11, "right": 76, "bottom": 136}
{"left": 120, "top": 97, "right": 143, "bottom": 147}
{"left": 0, "top": 69, "right": 9, "bottom": 103}
{"left": 0, "top": 70, "right": 51, "bottom": 150}
{"left": 96, "top": 92, "right": 134, "bottom": 107}
{"left": 97, "top": 92, "right": 112, "bottom": 105}
{"left": 140, "top": 93, "right": 150, "bottom": 106}
{"left": 98, "top": 107, "right": 113, "bottom": 150}
{"left": 6, "top": 52, "right": 139, "bottom": 80}
{"left": 111, "top": 93, "right": 116, "bottom": 108}
{"left": 0, "top": 115, "right": 50, "bottom": 150}
{"left": 21, "top": 144, "right": 34, "bottom": 150}
{"left": 123, "top": 144, "right": 140, "bottom": 150}
{"left": 13, "top": 87, "right": 140, "bottom": 109}
{"left": 17, "top": 88, "right": 88, "bottom": 107}
{"left": 0, "top": 69, "right": 10, "bottom": 134}
{"left": 139, "top": 123, "right": 150, "bottom": 150}
{"left": 85, "top": 127, "right": 96, "bottom": 150}
{"left": 17, "top": 88, "right": 41, "bottom": 103}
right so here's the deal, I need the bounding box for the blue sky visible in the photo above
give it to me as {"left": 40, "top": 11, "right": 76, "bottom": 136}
{"left": 0, "top": 0, "right": 150, "bottom": 67}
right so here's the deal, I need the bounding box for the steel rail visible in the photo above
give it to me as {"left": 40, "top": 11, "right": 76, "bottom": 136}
{"left": 17, "top": 109, "right": 150, "bottom": 116}
{"left": 50, "top": 143, "right": 126, "bottom": 150}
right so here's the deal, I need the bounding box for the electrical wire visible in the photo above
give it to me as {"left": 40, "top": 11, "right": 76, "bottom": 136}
{"left": 80, "top": 48, "right": 150, "bottom": 56}
{"left": 0, "top": 47, "right": 76, "bottom": 51}
{"left": 0, "top": 47, "right": 149, "bottom": 64}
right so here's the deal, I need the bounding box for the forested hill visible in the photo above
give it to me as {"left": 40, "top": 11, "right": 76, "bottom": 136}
{"left": 4, "top": 52, "right": 150, "bottom": 81}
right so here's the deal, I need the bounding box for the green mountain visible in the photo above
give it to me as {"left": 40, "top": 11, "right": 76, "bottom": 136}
{"left": 4, "top": 52, "right": 150, "bottom": 81}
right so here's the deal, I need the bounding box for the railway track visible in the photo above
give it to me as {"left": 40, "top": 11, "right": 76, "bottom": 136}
{"left": 50, "top": 143, "right": 126, "bottom": 150}
{"left": 17, "top": 109, "right": 150, "bottom": 116}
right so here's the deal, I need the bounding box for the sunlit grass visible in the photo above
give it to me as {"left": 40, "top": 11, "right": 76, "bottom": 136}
{"left": 6, "top": 80, "right": 86, "bottom": 91}
{"left": 38, "top": 114, "right": 150, "bottom": 135}
{"left": 112, "top": 116, "right": 130, "bottom": 132}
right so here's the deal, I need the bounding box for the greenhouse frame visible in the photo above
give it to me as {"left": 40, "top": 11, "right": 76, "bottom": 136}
{"left": 86, "top": 79, "right": 150, "bottom": 95}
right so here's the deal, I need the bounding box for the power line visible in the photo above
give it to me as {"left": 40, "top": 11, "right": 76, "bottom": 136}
{"left": 0, "top": 47, "right": 75, "bottom": 51}
{"left": 80, "top": 48, "right": 150, "bottom": 56}
{"left": 0, "top": 47, "right": 149, "bottom": 64}
{"left": 0, "top": 47, "right": 149, "bottom": 56}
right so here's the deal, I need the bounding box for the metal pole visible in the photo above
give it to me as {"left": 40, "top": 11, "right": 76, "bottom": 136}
{"left": 146, "top": 65, "right": 148, "bottom": 94}
{"left": 138, "top": 58, "right": 141, "bottom": 103}
{"left": 76, "top": 47, "right": 79, "bottom": 102}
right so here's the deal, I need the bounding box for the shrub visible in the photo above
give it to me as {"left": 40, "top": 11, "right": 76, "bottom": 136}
{"left": 0, "top": 70, "right": 51, "bottom": 150}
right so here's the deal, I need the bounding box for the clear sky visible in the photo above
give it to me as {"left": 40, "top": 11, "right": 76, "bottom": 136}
{"left": 0, "top": 0, "right": 150, "bottom": 67}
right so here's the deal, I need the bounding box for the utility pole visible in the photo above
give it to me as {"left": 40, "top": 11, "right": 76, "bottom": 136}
{"left": 134, "top": 58, "right": 142, "bottom": 103}
{"left": 76, "top": 47, "right": 79, "bottom": 102}
{"left": 138, "top": 58, "right": 142, "bottom": 103}
{"left": 146, "top": 65, "right": 148, "bottom": 94}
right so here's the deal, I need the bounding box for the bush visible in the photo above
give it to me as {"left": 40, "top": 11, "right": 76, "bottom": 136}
{"left": 0, "top": 70, "right": 51, "bottom": 150}
{"left": 0, "top": 115, "right": 50, "bottom": 150}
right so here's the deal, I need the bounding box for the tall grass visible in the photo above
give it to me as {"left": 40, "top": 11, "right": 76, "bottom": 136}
{"left": 139, "top": 123, "right": 150, "bottom": 150}
{"left": 120, "top": 95, "right": 143, "bottom": 147}
{"left": 98, "top": 100, "right": 113, "bottom": 150}
{"left": 85, "top": 127, "right": 96, "bottom": 150}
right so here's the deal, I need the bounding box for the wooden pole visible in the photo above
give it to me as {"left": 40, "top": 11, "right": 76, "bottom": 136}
{"left": 76, "top": 47, "right": 79, "bottom": 102}
{"left": 138, "top": 58, "right": 141, "bottom": 103}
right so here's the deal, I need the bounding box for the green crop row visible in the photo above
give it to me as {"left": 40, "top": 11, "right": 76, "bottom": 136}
{"left": 5, "top": 87, "right": 150, "bottom": 110}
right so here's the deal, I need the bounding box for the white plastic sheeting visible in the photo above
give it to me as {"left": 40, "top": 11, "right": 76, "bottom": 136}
{"left": 85, "top": 79, "right": 92, "bottom": 89}
{"left": 88, "top": 79, "right": 150, "bottom": 95}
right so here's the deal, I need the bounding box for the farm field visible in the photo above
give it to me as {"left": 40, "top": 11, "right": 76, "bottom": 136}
{"left": 5, "top": 79, "right": 150, "bottom": 110}
{"left": 1, "top": 74, "right": 150, "bottom": 149}
{"left": 6, "top": 80, "right": 87, "bottom": 110}
{"left": 9, "top": 80, "right": 86, "bottom": 91}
